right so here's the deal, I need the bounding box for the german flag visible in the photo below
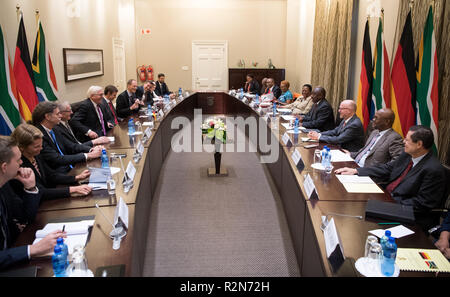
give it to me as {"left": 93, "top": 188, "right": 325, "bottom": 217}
{"left": 13, "top": 13, "right": 39, "bottom": 122}
{"left": 356, "top": 20, "right": 373, "bottom": 131}
{"left": 390, "top": 11, "right": 416, "bottom": 137}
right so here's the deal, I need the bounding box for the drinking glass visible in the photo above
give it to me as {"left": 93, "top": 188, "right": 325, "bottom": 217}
{"left": 314, "top": 149, "right": 322, "bottom": 164}
{"left": 364, "top": 235, "right": 379, "bottom": 257}
{"left": 367, "top": 242, "right": 383, "bottom": 275}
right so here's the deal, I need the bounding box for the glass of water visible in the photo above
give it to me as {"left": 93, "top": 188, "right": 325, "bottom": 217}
{"left": 314, "top": 149, "right": 322, "bottom": 164}
{"left": 364, "top": 235, "right": 379, "bottom": 257}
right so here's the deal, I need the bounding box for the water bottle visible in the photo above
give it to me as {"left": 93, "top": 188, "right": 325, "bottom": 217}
{"left": 321, "top": 146, "right": 328, "bottom": 167}
{"left": 101, "top": 149, "right": 109, "bottom": 168}
{"left": 56, "top": 237, "right": 69, "bottom": 269}
{"left": 164, "top": 94, "right": 169, "bottom": 104}
{"left": 272, "top": 102, "right": 277, "bottom": 117}
{"left": 380, "top": 230, "right": 392, "bottom": 251}
{"left": 240, "top": 88, "right": 244, "bottom": 100}
{"left": 294, "top": 118, "right": 299, "bottom": 134}
{"left": 178, "top": 87, "right": 182, "bottom": 98}
{"left": 147, "top": 104, "right": 152, "bottom": 116}
{"left": 324, "top": 147, "right": 332, "bottom": 174}
{"left": 128, "top": 119, "right": 135, "bottom": 135}
{"left": 255, "top": 94, "right": 260, "bottom": 104}
{"left": 381, "top": 236, "right": 397, "bottom": 276}
{"left": 52, "top": 245, "right": 66, "bottom": 277}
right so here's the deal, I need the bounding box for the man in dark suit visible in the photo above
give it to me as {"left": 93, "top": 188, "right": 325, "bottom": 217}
{"left": 336, "top": 126, "right": 447, "bottom": 231}
{"left": 70, "top": 86, "right": 115, "bottom": 143}
{"left": 137, "top": 81, "right": 155, "bottom": 107}
{"left": 115, "top": 79, "right": 145, "bottom": 118}
{"left": 102, "top": 85, "right": 120, "bottom": 125}
{"left": 31, "top": 102, "right": 102, "bottom": 173}
{"left": 348, "top": 108, "right": 404, "bottom": 167}
{"left": 0, "top": 136, "right": 65, "bottom": 270}
{"left": 56, "top": 101, "right": 110, "bottom": 147}
{"left": 262, "top": 78, "right": 282, "bottom": 99}
{"left": 299, "top": 86, "right": 335, "bottom": 132}
{"left": 155, "top": 73, "right": 173, "bottom": 97}
{"left": 308, "top": 100, "right": 364, "bottom": 152}
{"left": 244, "top": 74, "right": 260, "bottom": 95}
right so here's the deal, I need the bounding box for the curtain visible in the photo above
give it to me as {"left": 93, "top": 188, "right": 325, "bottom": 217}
{"left": 311, "top": 0, "right": 354, "bottom": 113}
{"left": 393, "top": 0, "right": 450, "bottom": 165}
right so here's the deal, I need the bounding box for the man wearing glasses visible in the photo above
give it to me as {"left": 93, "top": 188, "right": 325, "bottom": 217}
{"left": 308, "top": 100, "right": 364, "bottom": 152}
{"left": 70, "top": 86, "right": 115, "bottom": 143}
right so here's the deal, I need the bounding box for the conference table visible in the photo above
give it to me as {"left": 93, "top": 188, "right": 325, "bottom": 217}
{"left": 12, "top": 91, "right": 448, "bottom": 277}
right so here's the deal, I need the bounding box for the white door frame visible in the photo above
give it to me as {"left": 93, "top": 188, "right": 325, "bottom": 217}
{"left": 192, "top": 40, "right": 228, "bottom": 90}
{"left": 112, "top": 37, "right": 126, "bottom": 91}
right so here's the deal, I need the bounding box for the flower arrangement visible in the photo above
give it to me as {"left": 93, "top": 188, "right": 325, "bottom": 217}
{"left": 201, "top": 118, "right": 227, "bottom": 144}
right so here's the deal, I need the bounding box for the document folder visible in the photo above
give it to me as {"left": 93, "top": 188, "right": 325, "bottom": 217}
{"left": 365, "top": 200, "right": 415, "bottom": 224}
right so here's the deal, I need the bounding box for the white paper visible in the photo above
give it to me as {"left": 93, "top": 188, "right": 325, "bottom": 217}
{"left": 277, "top": 108, "right": 291, "bottom": 114}
{"left": 88, "top": 167, "right": 111, "bottom": 183}
{"left": 291, "top": 149, "right": 301, "bottom": 165}
{"left": 281, "top": 123, "right": 292, "bottom": 130}
{"left": 110, "top": 167, "right": 120, "bottom": 175}
{"left": 142, "top": 122, "right": 154, "bottom": 127}
{"left": 126, "top": 161, "right": 136, "bottom": 181}
{"left": 329, "top": 150, "right": 354, "bottom": 162}
{"left": 336, "top": 175, "right": 375, "bottom": 184}
{"left": 144, "top": 127, "right": 152, "bottom": 138}
{"left": 107, "top": 137, "right": 115, "bottom": 142}
{"left": 35, "top": 220, "right": 94, "bottom": 238}
{"left": 137, "top": 141, "right": 144, "bottom": 155}
{"left": 139, "top": 115, "right": 149, "bottom": 118}
{"left": 304, "top": 174, "right": 316, "bottom": 199}
{"left": 282, "top": 115, "right": 296, "bottom": 121}
{"left": 89, "top": 182, "right": 108, "bottom": 190}
{"left": 369, "top": 225, "right": 415, "bottom": 239}
{"left": 323, "top": 218, "right": 344, "bottom": 259}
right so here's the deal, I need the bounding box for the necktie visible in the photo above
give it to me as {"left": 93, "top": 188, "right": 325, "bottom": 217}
{"left": 49, "top": 130, "right": 73, "bottom": 169}
{"left": 129, "top": 94, "right": 135, "bottom": 105}
{"left": 96, "top": 105, "right": 107, "bottom": 136}
{"left": 65, "top": 122, "right": 81, "bottom": 144}
{"left": 354, "top": 132, "right": 380, "bottom": 164}
{"left": 385, "top": 161, "right": 413, "bottom": 195}
{"left": 0, "top": 192, "right": 8, "bottom": 249}
{"left": 108, "top": 102, "right": 118, "bottom": 125}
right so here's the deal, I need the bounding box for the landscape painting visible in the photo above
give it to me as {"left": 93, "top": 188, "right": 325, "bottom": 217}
{"left": 63, "top": 48, "right": 104, "bottom": 82}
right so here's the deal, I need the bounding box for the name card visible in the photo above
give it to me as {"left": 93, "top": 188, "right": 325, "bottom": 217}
{"left": 291, "top": 149, "right": 305, "bottom": 172}
{"left": 142, "top": 122, "right": 154, "bottom": 127}
{"left": 124, "top": 161, "right": 136, "bottom": 182}
{"left": 304, "top": 174, "right": 319, "bottom": 200}
{"left": 159, "top": 109, "right": 165, "bottom": 118}
{"left": 144, "top": 127, "right": 152, "bottom": 139}
{"left": 136, "top": 140, "right": 144, "bottom": 155}
{"left": 282, "top": 132, "right": 293, "bottom": 148}
{"left": 323, "top": 217, "right": 345, "bottom": 272}
{"left": 113, "top": 197, "right": 129, "bottom": 230}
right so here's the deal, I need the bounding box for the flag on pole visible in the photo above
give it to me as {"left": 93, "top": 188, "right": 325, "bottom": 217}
{"left": 13, "top": 13, "right": 39, "bottom": 122}
{"left": 372, "top": 17, "right": 391, "bottom": 111}
{"left": 416, "top": 6, "right": 439, "bottom": 152}
{"left": 390, "top": 11, "right": 416, "bottom": 138}
{"left": 356, "top": 20, "right": 373, "bottom": 131}
{"left": 32, "top": 18, "right": 59, "bottom": 102}
{"left": 0, "top": 26, "right": 21, "bottom": 135}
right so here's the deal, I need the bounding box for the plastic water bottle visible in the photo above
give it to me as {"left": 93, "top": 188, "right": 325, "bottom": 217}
{"left": 240, "top": 88, "right": 244, "bottom": 100}
{"left": 324, "top": 147, "right": 332, "bottom": 173}
{"left": 164, "top": 94, "right": 169, "bottom": 104}
{"left": 101, "top": 149, "right": 109, "bottom": 168}
{"left": 321, "top": 146, "right": 329, "bottom": 167}
{"left": 56, "top": 237, "right": 69, "bottom": 269}
{"left": 380, "top": 230, "right": 392, "bottom": 251}
{"left": 52, "top": 245, "right": 66, "bottom": 277}
{"left": 178, "top": 87, "right": 182, "bottom": 99}
{"left": 381, "top": 236, "right": 397, "bottom": 276}
{"left": 128, "top": 119, "right": 135, "bottom": 135}
{"left": 255, "top": 94, "right": 260, "bottom": 104}
{"left": 272, "top": 102, "right": 277, "bottom": 117}
{"left": 294, "top": 118, "right": 299, "bottom": 134}
{"left": 147, "top": 104, "right": 152, "bottom": 116}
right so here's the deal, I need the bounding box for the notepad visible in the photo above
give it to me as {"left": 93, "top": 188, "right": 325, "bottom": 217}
{"left": 329, "top": 150, "right": 354, "bottom": 162}
{"left": 396, "top": 248, "right": 450, "bottom": 273}
{"left": 33, "top": 220, "right": 95, "bottom": 255}
{"left": 336, "top": 175, "right": 384, "bottom": 193}
{"left": 369, "top": 225, "right": 415, "bottom": 239}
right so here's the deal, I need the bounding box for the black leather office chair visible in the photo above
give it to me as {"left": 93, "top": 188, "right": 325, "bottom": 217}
{"left": 71, "top": 101, "right": 84, "bottom": 113}
{"left": 427, "top": 164, "right": 450, "bottom": 237}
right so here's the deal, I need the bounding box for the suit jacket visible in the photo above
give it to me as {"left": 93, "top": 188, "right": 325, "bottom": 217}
{"left": 116, "top": 90, "right": 140, "bottom": 118}
{"left": 357, "top": 152, "right": 446, "bottom": 230}
{"left": 0, "top": 182, "right": 41, "bottom": 270}
{"left": 54, "top": 122, "right": 93, "bottom": 147}
{"left": 69, "top": 98, "right": 113, "bottom": 142}
{"left": 101, "top": 97, "right": 120, "bottom": 125}
{"left": 37, "top": 124, "right": 88, "bottom": 173}
{"left": 21, "top": 156, "right": 75, "bottom": 201}
{"left": 351, "top": 129, "right": 404, "bottom": 167}
{"left": 137, "top": 86, "right": 154, "bottom": 106}
{"left": 319, "top": 115, "right": 364, "bottom": 152}
{"left": 263, "top": 85, "right": 282, "bottom": 99}
{"left": 155, "top": 81, "right": 170, "bottom": 97}
{"left": 302, "top": 99, "right": 335, "bottom": 132}
{"left": 244, "top": 81, "right": 260, "bottom": 95}
{"left": 441, "top": 212, "right": 450, "bottom": 233}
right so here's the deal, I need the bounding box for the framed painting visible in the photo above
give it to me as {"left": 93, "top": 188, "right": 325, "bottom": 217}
{"left": 63, "top": 48, "right": 104, "bottom": 82}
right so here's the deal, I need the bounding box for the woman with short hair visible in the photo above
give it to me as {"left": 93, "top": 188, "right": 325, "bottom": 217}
{"left": 277, "top": 80, "right": 294, "bottom": 105}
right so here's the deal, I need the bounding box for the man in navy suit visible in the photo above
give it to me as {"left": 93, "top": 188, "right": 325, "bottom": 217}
{"left": 435, "top": 212, "right": 450, "bottom": 259}
{"left": 115, "top": 79, "right": 145, "bottom": 118}
{"left": 155, "top": 73, "right": 173, "bottom": 98}
{"left": 0, "top": 136, "right": 65, "bottom": 270}
{"left": 308, "top": 100, "right": 364, "bottom": 152}
{"left": 336, "top": 126, "right": 447, "bottom": 231}
{"left": 299, "top": 87, "right": 335, "bottom": 132}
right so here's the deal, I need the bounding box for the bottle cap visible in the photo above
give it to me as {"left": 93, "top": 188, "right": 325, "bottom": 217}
{"left": 388, "top": 236, "right": 395, "bottom": 243}
{"left": 102, "top": 149, "right": 106, "bottom": 153}
{"left": 56, "top": 237, "right": 64, "bottom": 244}
{"left": 385, "top": 230, "right": 391, "bottom": 237}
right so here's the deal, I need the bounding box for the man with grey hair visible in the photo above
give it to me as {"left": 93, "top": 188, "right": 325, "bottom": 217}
{"left": 308, "top": 100, "right": 364, "bottom": 152}
{"left": 32, "top": 101, "right": 102, "bottom": 172}
{"left": 55, "top": 101, "right": 110, "bottom": 147}
{"left": 70, "top": 86, "right": 115, "bottom": 143}
{"left": 0, "top": 136, "right": 66, "bottom": 270}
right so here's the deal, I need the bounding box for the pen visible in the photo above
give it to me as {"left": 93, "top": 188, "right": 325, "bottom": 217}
{"left": 62, "top": 225, "right": 65, "bottom": 232}
{"left": 378, "top": 222, "right": 400, "bottom": 225}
